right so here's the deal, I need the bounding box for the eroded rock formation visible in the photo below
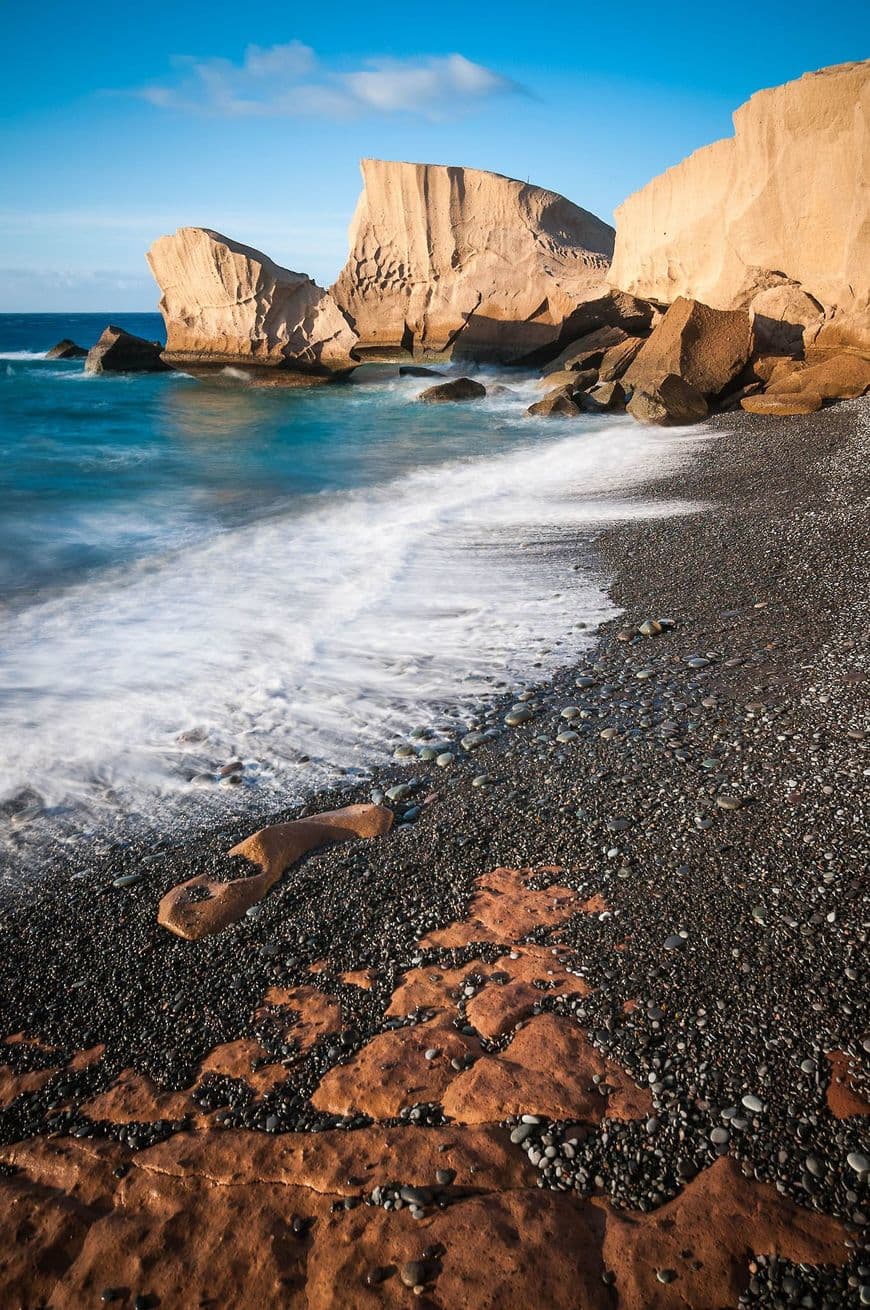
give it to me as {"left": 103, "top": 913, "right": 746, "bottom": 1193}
{"left": 146, "top": 228, "right": 359, "bottom": 377}
{"left": 608, "top": 61, "right": 870, "bottom": 352}
{"left": 331, "top": 158, "right": 620, "bottom": 363}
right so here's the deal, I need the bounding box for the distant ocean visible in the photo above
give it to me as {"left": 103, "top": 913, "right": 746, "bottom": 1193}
{"left": 0, "top": 312, "right": 702, "bottom": 870}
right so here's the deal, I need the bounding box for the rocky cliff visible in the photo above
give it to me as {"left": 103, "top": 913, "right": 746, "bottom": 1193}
{"left": 146, "top": 228, "right": 358, "bottom": 376}
{"left": 608, "top": 61, "right": 870, "bottom": 351}
{"left": 331, "top": 159, "right": 618, "bottom": 362}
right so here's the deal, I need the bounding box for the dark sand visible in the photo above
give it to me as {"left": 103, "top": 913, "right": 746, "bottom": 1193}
{"left": 0, "top": 399, "right": 867, "bottom": 1308}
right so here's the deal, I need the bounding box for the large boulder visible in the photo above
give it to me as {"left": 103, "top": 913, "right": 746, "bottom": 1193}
{"left": 528, "top": 386, "right": 581, "bottom": 418}
{"left": 741, "top": 393, "right": 823, "bottom": 416}
{"left": 624, "top": 297, "right": 752, "bottom": 397}
{"left": 418, "top": 377, "right": 486, "bottom": 403}
{"left": 608, "top": 61, "right": 870, "bottom": 352}
{"left": 543, "top": 326, "right": 633, "bottom": 375}
{"left": 85, "top": 326, "right": 171, "bottom": 375}
{"left": 764, "top": 351, "right": 870, "bottom": 400}
{"left": 146, "top": 228, "right": 358, "bottom": 376}
{"left": 45, "top": 339, "right": 87, "bottom": 360}
{"left": 626, "top": 374, "right": 709, "bottom": 426}
{"left": 330, "top": 159, "right": 617, "bottom": 364}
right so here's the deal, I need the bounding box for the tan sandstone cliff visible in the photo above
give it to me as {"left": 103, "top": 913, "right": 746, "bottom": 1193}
{"left": 331, "top": 159, "right": 620, "bottom": 362}
{"left": 146, "top": 228, "right": 358, "bottom": 376}
{"left": 608, "top": 61, "right": 870, "bottom": 351}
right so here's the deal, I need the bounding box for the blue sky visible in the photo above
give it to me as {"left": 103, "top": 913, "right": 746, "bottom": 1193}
{"left": 1, "top": 0, "right": 867, "bottom": 311}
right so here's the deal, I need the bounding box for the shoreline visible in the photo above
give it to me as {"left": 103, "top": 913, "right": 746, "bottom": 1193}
{"left": 1, "top": 399, "right": 867, "bottom": 1306}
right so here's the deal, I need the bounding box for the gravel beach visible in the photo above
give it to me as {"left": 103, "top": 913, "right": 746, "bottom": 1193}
{"left": 0, "top": 399, "right": 867, "bottom": 1308}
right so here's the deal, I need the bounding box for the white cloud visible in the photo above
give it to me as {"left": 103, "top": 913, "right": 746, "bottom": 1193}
{"left": 136, "top": 45, "right": 523, "bottom": 120}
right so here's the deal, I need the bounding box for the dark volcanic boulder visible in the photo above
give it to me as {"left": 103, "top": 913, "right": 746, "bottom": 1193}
{"left": 85, "top": 326, "right": 172, "bottom": 375}
{"left": 627, "top": 374, "right": 709, "bottom": 425}
{"left": 418, "top": 377, "right": 486, "bottom": 403}
{"left": 45, "top": 339, "right": 87, "bottom": 360}
{"left": 624, "top": 297, "right": 752, "bottom": 398}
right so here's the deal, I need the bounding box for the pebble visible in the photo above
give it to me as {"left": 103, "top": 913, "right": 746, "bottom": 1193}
{"left": 111, "top": 873, "right": 143, "bottom": 889}
{"left": 741, "top": 1094, "right": 763, "bottom": 1113}
{"left": 847, "top": 1152, "right": 870, "bottom": 1174}
{"left": 663, "top": 935, "right": 686, "bottom": 951}
{"left": 716, "top": 794, "right": 743, "bottom": 810}
{"left": 710, "top": 1127, "right": 730, "bottom": 1146}
{"left": 385, "top": 784, "right": 412, "bottom": 802}
{"left": 435, "top": 752, "right": 455, "bottom": 768}
{"left": 399, "top": 1261, "right": 427, "bottom": 1289}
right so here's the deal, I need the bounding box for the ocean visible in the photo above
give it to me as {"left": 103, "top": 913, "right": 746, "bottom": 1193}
{"left": 0, "top": 312, "right": 703, "bottom": 870}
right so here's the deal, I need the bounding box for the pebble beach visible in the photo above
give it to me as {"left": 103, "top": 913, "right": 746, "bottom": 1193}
{"left": 0, "top": 396, "right": 867, "bottom": 1307}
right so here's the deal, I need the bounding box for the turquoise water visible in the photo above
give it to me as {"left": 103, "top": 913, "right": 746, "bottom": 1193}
{"left": 0, "top": 313, "right": 701, "bottom": 863}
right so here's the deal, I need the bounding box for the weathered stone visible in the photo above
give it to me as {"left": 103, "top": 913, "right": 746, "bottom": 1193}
{"left": 598, "top": 336, "right": 645, "bottom": 381}
{"left": 147, "top": 228, "right": 358, "bottom": 375}
{"left": 157, "top": 804, "right": 393, "bottom": 941}
{"left": 528, "top": 387, "right": 581, "bottom": 417}
{"left": 624, "top": 297, "right": 752, "bottom": 397}
{"left": 627, "top": 374, "right": 709, "bottom": 425}
{"left": 535, "top": 368, "right": 597, "bottom": 392}
{"left": 766, "top": 350, "right": 870, "bottom": 400}
{"left": 45, "top": 339, "right": 87, "bottom": 360}
{"left": 543, "top": 326, "right": 631, "bottom": 375}
{"left": 331, "top": 158, "right": 616, "bottom": 363}
{"left": 84, "top": 327, "right": 171, "bottom": 375}
{"left": 581, "top": 381, "right": 627, "bottom": 412}
{"left": 740, "top": 392, "right": 823, "bottom": 416}
{"left": 749, "top": 284, "right": 825, "bottom": 355}
{"left": 418, "top": 377, "right": 486, "bottom": 403}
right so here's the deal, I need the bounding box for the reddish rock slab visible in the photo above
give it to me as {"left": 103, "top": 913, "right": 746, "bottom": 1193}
{"left": 826, "top": 1050, "right": 870, "bottom": 1118}
{"left": 136, "top": 1123, "right": 536, "bottom": 1195}
{"left": 49, "top": 1167, "right": 319, "bottom": 1310}
{"left": 419, "top": 867, "right": 580, "bottom": 949}
{"left": 311, "top": 1019, "right": 481, "bottom": 1119}
{"left": 0, "top": 1138, "right": 126, "bottom": 1304}
{"left": 0, "top": 1063, "right": 59, "bottom": 1106}
{"left": 442, "top": 1013, "right": 651, "bottom": 1125}
{"left": 258, "top": 985, "right": 343, "bottom": 1051}
{"left": 595, "top": 1157, "right": 849, "bottom": 1309}
{"left": 198, "top": 1039, "right": 288, "bottom": 1097}
{"left": 465, "top": 946, "right": 591, "bottom": 1042}
{"left": 157, "top": 803, "right": 393, "bottom": 941}
{"left": 305, "top": 1189, "right": 613, "bottom": 1310}
{"left": 385, "top": 960, "right": 489, "bottom": 1019}
{"left": 80, "top": 1069, "right": 194, "bottom": 1125}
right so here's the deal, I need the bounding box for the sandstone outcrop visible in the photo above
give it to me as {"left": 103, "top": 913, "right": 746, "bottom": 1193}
{"left": 624, "top": 297, "right": 752, "bottom": 397}
{"left": 627, "top": 374, "right": 709, "bottom": 425}
{"left": 609, "top": 61, "right": 870, "bottom": 352}
{"left": 331, "top": 158, "right": 618, "bottom": 363}
{"left": 84, "top": 326, "right": 171, "bottom": 375}
{"left": 146, "top": 228, "right": 358, "bottom": 376}
{"left": 418, "top": 376, "right": 486, "bottom": 403}
{"left": 45, "top": 339, "right": 87, "bottom": 360}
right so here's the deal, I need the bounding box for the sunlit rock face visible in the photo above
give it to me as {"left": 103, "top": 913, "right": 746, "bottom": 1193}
{"left": 147, "top": 227, "right": 359, "bottom": 376}
{"left": 331, "top": 158, "right": 619, "bottom": 363}
{"left": 608, "top": 61, "right": 870, "bottom": 352}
